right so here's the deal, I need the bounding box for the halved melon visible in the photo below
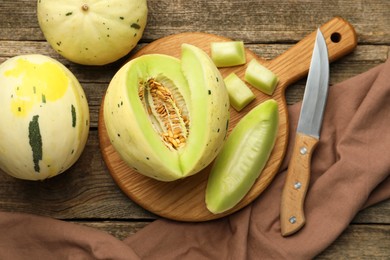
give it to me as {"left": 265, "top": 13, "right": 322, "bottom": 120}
{"left": 104, "top": 44, "right": 230, "bottom": 181}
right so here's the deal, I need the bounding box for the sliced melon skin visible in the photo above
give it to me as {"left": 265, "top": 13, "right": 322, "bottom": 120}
{"left": 104, "top": 44, "right": 230, "bottom": 181}
{"left": 206, "top": 99, "right": 279, "bottom": 214}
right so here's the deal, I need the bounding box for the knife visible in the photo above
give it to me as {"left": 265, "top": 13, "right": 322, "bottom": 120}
{"left": 280, "top": 29, "right": 329, "bottom": 237}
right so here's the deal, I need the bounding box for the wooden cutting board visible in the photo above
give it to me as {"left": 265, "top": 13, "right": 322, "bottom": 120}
{"left": 98, "top": 17, "right": 357, "bottom": 222}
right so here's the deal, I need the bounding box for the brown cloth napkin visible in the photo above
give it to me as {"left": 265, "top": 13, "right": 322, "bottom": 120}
{"left": 1, "top": 58, "right": 389, "bottom": 259}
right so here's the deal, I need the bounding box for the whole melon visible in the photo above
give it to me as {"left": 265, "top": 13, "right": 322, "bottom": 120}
{"left": 0, "top": 54, "right": 90, "bottom": 180}
{"left": 37, "top": 0, "right": 148, "bottom": 65}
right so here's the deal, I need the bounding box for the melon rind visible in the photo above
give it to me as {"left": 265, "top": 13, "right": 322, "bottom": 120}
{"left": 104, "top": 44, "right": 230, "bottom": 181}
{"left": 0, "top": 54, "right": 90, "bottom": 180}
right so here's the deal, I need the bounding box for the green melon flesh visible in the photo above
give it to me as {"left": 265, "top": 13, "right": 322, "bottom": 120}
{"left": 224, "top": 72, "right": 255, "bottom": 111}
{"left": 245, "top": 59, "right": 279, "bottom": 95}
{"left": 104, "top": 44, "right": 230, "bottom": 181}
{"left": 206, "top": 99, "right": 279, "bottom": 214}
{"left": 211, "top": 41, "right": 246, "bottom": 67}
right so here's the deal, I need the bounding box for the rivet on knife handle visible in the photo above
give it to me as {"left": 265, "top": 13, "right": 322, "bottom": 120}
{"left": 280, "top": 133, "right": 319, "bottom": 236}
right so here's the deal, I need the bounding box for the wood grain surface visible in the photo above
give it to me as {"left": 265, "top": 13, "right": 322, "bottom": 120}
{"left": 98, "top": 17, "right": 357, "bottom": 221}
{"left": 0, "top": 0, "right": 389, "bottom": 258}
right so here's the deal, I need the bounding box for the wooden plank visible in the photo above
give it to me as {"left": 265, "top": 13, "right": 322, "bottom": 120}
{"left": 0, "top": 1, "right": 43, "bottom": 40}
{"left": 317, "top": 225, "right": 390, "bottom": 259}
{"left": 1, "top": 41, "right": 387, "bottom": 74}
{"left": 1, "top": 42, "right": 387, "bottom": 78}
{"left": 71, "top": 220, "right": 149, "bottom": 240}
{"left": 1, "top": 41, "right": 387, "bottom": 63}
{"left": 145, "top": 0, "right": 390, "bottom": 44}
{"left": 0, "top": 0, "right": 389, "bottom": 44}
{"left": 352, "top": 199, "right": 390, "bottom": 224}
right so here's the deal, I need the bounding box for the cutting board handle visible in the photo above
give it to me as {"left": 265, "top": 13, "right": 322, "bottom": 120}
{"left": 269, "top": 17, "right": 357, "bottom": 92}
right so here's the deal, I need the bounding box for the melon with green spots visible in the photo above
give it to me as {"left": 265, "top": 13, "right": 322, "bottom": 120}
{"left": 37, "top": 0, "right": 148, "bottom": 65}
{"left": 0, "top": 54, "right": 90, "bottom": 180}
{"left": 104, "top": 44, "right": 230, "bottom": 181}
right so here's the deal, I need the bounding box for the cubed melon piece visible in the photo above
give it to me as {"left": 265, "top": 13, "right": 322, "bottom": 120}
{"left": 211, "top": 41, "right": 246, "bottom": 67}
{"left": 224, "top": 73, "right": 255, "bottom": 111}
{"left": 244, "top": 59, "right": 278, "bottom": 95}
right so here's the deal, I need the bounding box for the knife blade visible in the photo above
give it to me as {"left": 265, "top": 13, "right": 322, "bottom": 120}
{"left": 280, "top": 29, "right": 329, "bottom": 237}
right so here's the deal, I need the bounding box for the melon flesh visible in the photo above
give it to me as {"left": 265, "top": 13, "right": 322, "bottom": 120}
{"left": 104, "top": 44, "right": 230, "bottom": 181}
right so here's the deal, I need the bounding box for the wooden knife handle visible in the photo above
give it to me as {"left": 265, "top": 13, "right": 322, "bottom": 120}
{"left": 269, "top": 16, "right": 357, "bottom": 93}
{"left": 280, "top": 132, "right": 319, "bottom": 236}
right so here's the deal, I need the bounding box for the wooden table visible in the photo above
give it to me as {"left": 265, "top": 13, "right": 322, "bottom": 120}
{"left": 0, "top": 0, "right": 389, "bottom": 258}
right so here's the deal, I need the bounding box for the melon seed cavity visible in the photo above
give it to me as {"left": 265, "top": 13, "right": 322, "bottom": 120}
{"left": 138, "top": 76, "right": 189, "bottom": 150}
